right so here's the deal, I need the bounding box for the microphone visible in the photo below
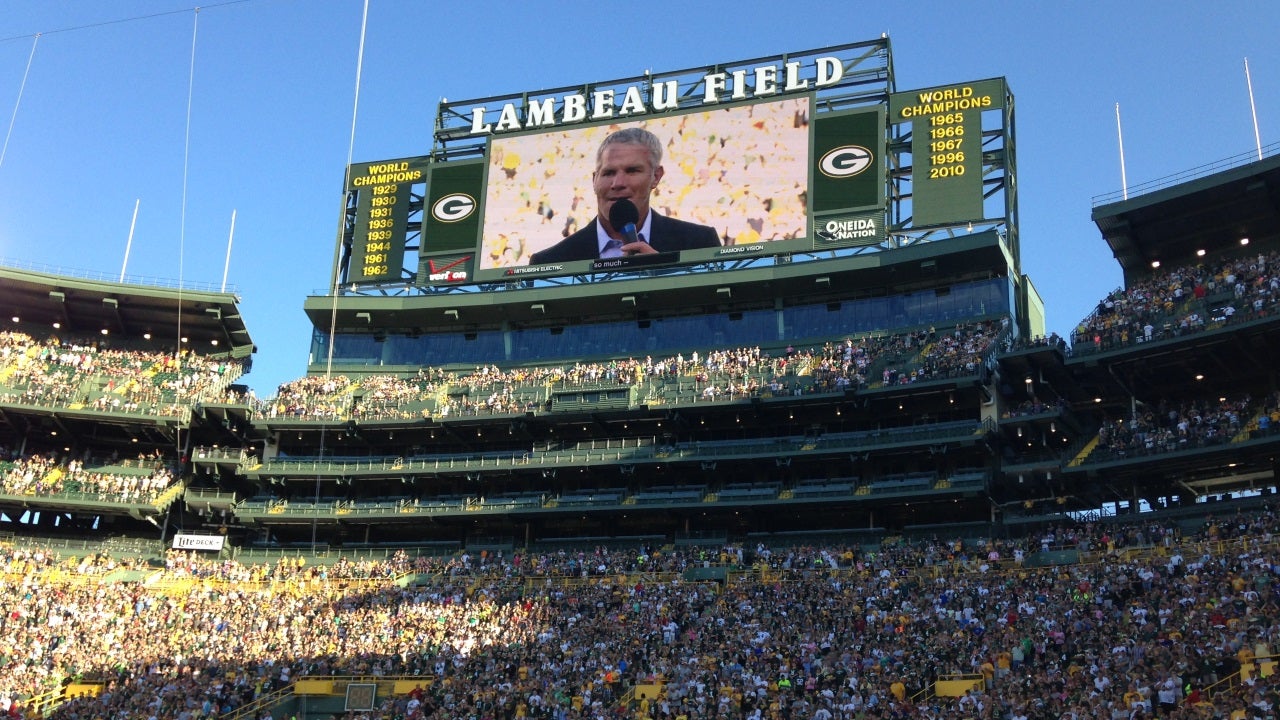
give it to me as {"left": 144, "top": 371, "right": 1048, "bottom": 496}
{"left": 608, "top": 198, "right": 641, "bottom": 246}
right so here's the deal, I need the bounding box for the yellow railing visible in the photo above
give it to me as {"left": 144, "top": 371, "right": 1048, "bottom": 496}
{"left": 1067, "top": 435, "right": 1100, "bottom": 467}
{"left": 216, "top": 675, "right": 437, "bottom": 719}
{"left": 220, "top": 683, "right": 296, "bottom": 720}
{"left": 23, "top": 686, "right": 67, "bottom": 717}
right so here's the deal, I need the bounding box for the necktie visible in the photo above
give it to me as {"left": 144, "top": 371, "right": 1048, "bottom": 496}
{"left": 601, "top": 239, "right": 624, "bottom": 258}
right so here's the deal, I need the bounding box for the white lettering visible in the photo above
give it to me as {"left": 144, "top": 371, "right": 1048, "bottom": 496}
{"left": 562, "top": 94, "right": 587, "bottom": 123}
{"left": 495, "top": 103, "right": 522, "bottom": 132}
{"left": 591, "top": 89, "right": 615, "bottom": 119}
{"left": 815, "top": 56, "right": 844, "bottom": 87}
{"left": 731, "top": 69, "right": 750, "bottom": 100}
{"left": 172, "top": 534, "right": 225, "bottom": 551}
{"left": 754, "top": 65, "right": 778, "bottom": 96}
{"left": 820, "top": 217, "right": 879, "bottom": 241}
{"left": 703, "top": 72, "right": 727, "bottom": 104}
{"left": 461, "top": 52, "right": 853, "bottom": 137}
{"left": 470, "top": 108, "right": 491, "bottom": 135}
{"left": 429, "top": 271, "right": 468, "bottom": 282}
{"left": 651, "top": 80, "right": 679, "bottom": 110}
{"left": 617, "top": 86, "right": 646, "bottom": 116}
{"left": 718, "top": 244, "right": 766, "bottom": 255}
{"left": 505, "top": 264, "right": 564, "bottom": 275}
{"left": 527, "top": 98, "right": 556, "bottom": 127}
{"left": 825, "top": 218, "right": 877, "bottom": 232}
{"left": 783, "top": 61, "right": 808, "bottom": 91}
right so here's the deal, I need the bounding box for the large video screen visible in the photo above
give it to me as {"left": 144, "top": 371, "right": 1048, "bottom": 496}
{"left": 411, "top": 99, "right": 884, "bottom": 286}
{"left": 479, "top": 97, "right": 812, "bottom": 271}
{"left": 340, "top": 43, "right": 1009, "bottom": 291}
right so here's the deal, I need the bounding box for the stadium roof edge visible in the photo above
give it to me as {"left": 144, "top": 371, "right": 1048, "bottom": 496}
{"left": 0, "top": 265, "right": 255, "bottom": 354}
{"left": 1091, "top": 152, "right": 1280, "bottom": 283}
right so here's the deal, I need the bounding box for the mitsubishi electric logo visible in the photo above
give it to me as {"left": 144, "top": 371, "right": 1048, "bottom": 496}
{"left": 818, "top": 145, "right": 874, "bottom": 178}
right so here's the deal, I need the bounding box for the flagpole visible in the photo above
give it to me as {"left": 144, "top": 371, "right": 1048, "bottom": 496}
{"left": 1, "top": 34, "right": 39, "bottom": 171}
{"left": 1115, "top": 103, "right": 1128, "bottom": 201}
{"left": 1245, "top": 58, "right": 1262, "bottom": 161}
{"left": 222, "top": 209, "right": 236, "bottom": 293}
{"left": 120, "top": 199, "right": 140, "bottom": 282}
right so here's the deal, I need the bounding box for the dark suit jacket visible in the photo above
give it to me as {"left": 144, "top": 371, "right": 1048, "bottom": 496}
{"left": 529, "top": 212, "right": 720, "bottom": 264}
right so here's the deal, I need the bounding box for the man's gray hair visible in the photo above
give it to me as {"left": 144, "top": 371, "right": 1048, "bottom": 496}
{"left": 596, "top": 127, "right": 663, "bottom": 168}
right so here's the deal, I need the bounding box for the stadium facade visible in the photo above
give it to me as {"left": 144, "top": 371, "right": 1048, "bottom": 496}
{"left": 1, "top": 37, "right": 1278, "bottom": 556}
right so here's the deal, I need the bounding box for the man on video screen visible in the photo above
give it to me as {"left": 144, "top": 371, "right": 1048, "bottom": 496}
{"left": 529, "top": 127, "right": 721, "bottom": 264}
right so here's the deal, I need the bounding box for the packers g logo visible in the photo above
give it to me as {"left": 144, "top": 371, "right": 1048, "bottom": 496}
{"left": 819, "top": 145, "right": 874, "bottom": 178}
{"left": 431, "top": 193, "right": 476, "bottom": 222}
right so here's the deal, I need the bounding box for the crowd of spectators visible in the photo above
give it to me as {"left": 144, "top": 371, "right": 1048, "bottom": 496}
{"left": 0, "top": 318, "right": 1001, "bottom": 424}
{"left": 808, "top": 335, "right": 907, "bottom": 393}
{"left": 0, "top": 507, "right": 1275, "bottom": 720}
{"left": 1003, "top": 398, "right": 1068, "bottom": 419}
{"left": 1005, "top": 333, "right": 1069, "bottom": 354}
{"left": 1092, "top": 392, "right": 1275, "bottom": 462}
{"left": 911, "top": 320, "right": 1003, "bottom": 383}
{"left": 1072, "top": 250, "right": 1280, "bottom": 352}
{"left": 266, "top": 375, "right": 358, "bottom": 419}
{"left": 0, "top": 449, "right": 178, "bottom": 503}
{"left": 254, "top": 322, "right": 1005, "bottom": 423}
{"left": 25, "top": 253, "right": 1278, "bottom": 427}
{"left": 0, "top": 331, "right": 243, "bottom": 414}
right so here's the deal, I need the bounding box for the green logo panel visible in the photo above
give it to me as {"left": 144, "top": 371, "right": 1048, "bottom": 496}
{"left": 812, "top": 107, "right": 884, "bottom": 214}
{"left": 423, "top": 162, "right": 485, "bottom": 255}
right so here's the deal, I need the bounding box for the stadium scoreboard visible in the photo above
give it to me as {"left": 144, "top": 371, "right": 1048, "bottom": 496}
{"left": 345, "top": 157, "right": 427, "bottom": 283}
{"left": 889, "top": 78, "right": 1003, "bottom": 227}
{"left": 336, "top": 40, "right": 1011, "bottom": 290}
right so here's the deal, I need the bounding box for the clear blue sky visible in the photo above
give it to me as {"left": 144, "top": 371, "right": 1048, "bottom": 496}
{"left": 0, "top": 1, "right": 1276, "bottom": 396}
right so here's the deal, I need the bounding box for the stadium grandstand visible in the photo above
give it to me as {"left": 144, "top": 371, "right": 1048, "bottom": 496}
{"left": 0, "top": 36, "right": 1278, "bottom": 720}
